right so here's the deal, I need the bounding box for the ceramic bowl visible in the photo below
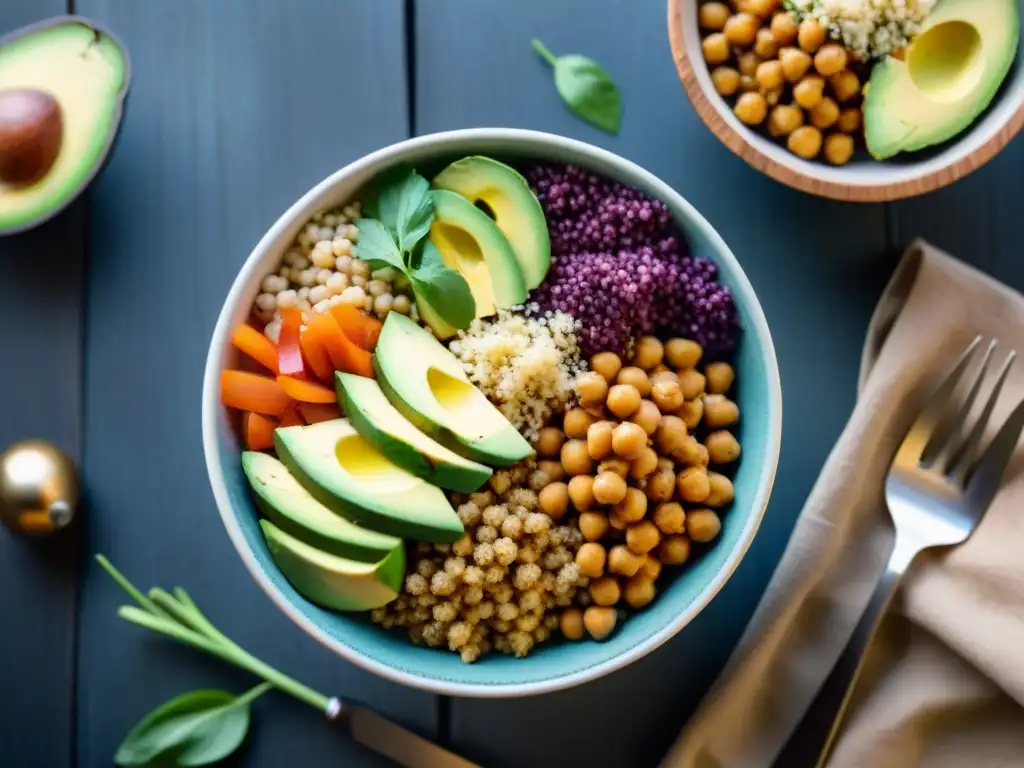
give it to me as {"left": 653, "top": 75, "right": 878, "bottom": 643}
{"left": 668, "top": 0, "right": 1024, "bottom": 202}
{"left": 202, "top": 128, "right": 782, "bottom": 697}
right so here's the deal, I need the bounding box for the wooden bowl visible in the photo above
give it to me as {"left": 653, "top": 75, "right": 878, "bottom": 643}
{"left": 668, "top": 0, "right": 1024, "bottom": 201}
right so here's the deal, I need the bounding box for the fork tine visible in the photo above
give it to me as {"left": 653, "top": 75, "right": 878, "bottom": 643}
{"left": 964, "top": 395, "right": 1024, "bottom": 514}
{"left": 949, "top": 349, "right": 1017, "bottom": 485}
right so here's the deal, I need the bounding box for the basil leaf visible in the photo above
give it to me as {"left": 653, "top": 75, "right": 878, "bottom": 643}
{"left": 396, "top": 185, "right": 434, "bottom": 256}
{"left": 115, "top": 685, "right": 270, "bottom": 767}
{"left": 408, "top": 240, "right": 476, "bottom": 330}
{"left": 354, "top": 218, "right": 405, "bottom": 272}
{"left": 361, "top": 164, "right": 414, "bottom": 230}
{"left": 532, "top": 39, "right": 622, "bottom": 134}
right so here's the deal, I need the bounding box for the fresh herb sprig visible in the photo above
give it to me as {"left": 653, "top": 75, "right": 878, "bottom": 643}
{"left": 532, "top": 39, "right": 622, "bottom": 135}
{"left": 358, "top": 166, "right": 475, "bottom": 329}
{"left": 97, "top": 555, "right": 335, "bottom": 767}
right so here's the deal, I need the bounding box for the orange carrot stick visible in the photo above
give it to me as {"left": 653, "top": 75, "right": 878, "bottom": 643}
{"left": 243, "top": 412, "right": 278, "bottom": 450}
{"left": 231, "top": 325, "right": 279, "bottom": 373}
{"left": 330, "top": 304, "right": 382, "bottom": 351}
{"left": 278, "top": 375, "right": 336, "bottom": 404}
{"left": 300, "top": 329, "right": 333, "bottom": 382}
{"left": 279, "top": 404, "right": 305, "bottom": 428}
{"left": 305, "top": 314, "right": 374, "bottom": 378}
{"left": 298, "top": 402, "right": 341, "bottom": 424}
{"left": 277, "top": 308, "right": 305, "bottom": 378}
{"left": 220, "top": 371, "right": 291, "bottom": 417}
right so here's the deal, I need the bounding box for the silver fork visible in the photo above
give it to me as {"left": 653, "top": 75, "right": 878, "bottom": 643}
{"left": 774, "top": 336, "right": 1024, "bottom": 768}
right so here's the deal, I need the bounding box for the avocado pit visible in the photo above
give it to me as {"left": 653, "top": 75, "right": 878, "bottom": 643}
{"left": 0, "top": 88, "right": 63, "bottom": 187}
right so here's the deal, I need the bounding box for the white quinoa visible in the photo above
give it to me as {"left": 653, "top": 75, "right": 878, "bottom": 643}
{"left": 787, "top": 0, "right": 937, "bottom": 59}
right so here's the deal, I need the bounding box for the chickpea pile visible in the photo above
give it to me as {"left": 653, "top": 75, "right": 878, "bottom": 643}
{"left": 533, "top": 336, "right": 741, "bottom": 643}
{"left": 699, "top": 0, "right": 865, "bottom": 165}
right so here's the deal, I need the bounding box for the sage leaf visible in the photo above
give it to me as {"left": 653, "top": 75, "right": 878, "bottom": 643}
{"left": 532, "top": 39, "right": 622, "bottom": 134}
{"left": 408, "top": 240, "right": 476, "bottom": 330}
{"left": 354, "top": 218, "right": 404, "bottom": 272}
{"left": 115, "top": 684, "right": 270, "bottom": 767}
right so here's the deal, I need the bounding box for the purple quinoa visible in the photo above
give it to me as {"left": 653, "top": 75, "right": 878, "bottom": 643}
{"left": 525, "top": 163, "right": 738, "bottom": 359}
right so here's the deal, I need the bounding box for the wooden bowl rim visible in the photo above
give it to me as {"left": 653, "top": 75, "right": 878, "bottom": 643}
{"left": 667, "top": 0, "right": 1024, "bottom": 202}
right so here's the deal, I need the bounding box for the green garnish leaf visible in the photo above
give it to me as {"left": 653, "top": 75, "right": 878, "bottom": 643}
{"left": 114, "top": 684, "right": 270, "bottom": 767}
{"left": 394, "top": 175, "right": 434, "bottom": 256}
{"left": 409, "top": 240, "right": 476, "bottom": 329}
{"left": 354, "top": 218, "right": 405, "bottom": 272}
{"left": 532, "top": 39, "right": 622, "bottom": 134}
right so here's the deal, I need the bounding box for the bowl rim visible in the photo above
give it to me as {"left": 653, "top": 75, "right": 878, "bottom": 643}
{"left": 666, "top": 0, "right": 1024, "bottom": 202}
{"left": 202, "top": 127, "right": 783, "bottom": 697}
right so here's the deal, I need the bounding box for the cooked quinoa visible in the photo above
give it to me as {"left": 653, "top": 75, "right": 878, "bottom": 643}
{"left": 786, "top": 0, "right": 937, "bottom": 59}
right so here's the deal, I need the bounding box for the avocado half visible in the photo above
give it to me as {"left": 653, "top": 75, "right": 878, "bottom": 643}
{"left": 0, "top": 16, "right": 131, "bottom": 236}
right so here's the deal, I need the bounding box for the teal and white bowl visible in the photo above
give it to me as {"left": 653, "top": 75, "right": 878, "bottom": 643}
{"left": 202, "top": 128, "right": 782, "bottom": 697}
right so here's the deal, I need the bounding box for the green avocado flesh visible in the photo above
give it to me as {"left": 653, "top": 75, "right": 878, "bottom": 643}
{"left": 336, "top": 372, "right": 492, "bottom": 493}
{"left": 0, "top": 20, "right": 128, "bottom": 232}
{"left": 274, "top": 418, "right": 464, "bottom": 542}
{"left": 260, "top": 519, "right": 403, "bottom": 612}
{"left": 373, "top": 312, "right": 534, "bottom": 467}
{"left": 431, "top": 156, "right": 550, "bottom": 290}
{"left": 241, "top": 451, "right": 399, "bottom": 562}
{"left": 865, "top": 0, "right": 1020, "bottom": 158}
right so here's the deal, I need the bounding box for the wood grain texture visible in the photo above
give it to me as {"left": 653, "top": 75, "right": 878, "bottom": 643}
{"left": 0, "top": 5, "right": 82, "bottom": 767}
{"left": 415, "top": 1, "right": 890, "bottom": 765}
{"left": 667, "top": 0, "right": 1024, "bottom": 203}
{"left": 72, "top": 2, "right": 431, "bottom": 766}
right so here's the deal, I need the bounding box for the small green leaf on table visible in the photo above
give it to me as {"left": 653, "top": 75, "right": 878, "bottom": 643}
{"left": 532, "top": 38, "right": 622, "bottom": 135}
{"left": 409, "top": 240, "right": 476, "bottom": 330}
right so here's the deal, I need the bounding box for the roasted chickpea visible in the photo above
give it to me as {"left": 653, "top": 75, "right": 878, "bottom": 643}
{"left": 578, "top": 510, "right": 609, "bottom": 541}
{"left": 538, "top": 460, "right": 565, "bottom": 483}
{"left": 648, "top": 370, "right": 679, "bottom": 389}
{"left": 613, "top": 487, "right": 648, "bottom": 524}
{"left": 653, "top": 502, "right": 686, "bottom": 535}
{"left": 563, "top": 407, "right": 597, "bottom": 439}
{"left": 534, "top": 426, "right": 565, "bottom": 458}
{"left": 587, "top": 420, "right": 615, "bottom": 460}
{"left": 767, "top": 104, "right": 804, "bottom": 137}
{"left": 706, "top": 431, "right": 741, "bottom": 464}
{"left": 665, "top": 338, "right": 703, "bottom": 369}
{"left": 678, "top": 397, "right": 705, "bottom": 430}
{"left": 705, "top": 361, "right": 735, "bottom": 394}
{"left": 632, "top": 336, "right": 664, "bottom": 370}
{"left": 608, "top": 544, "right": 644, "bottom": 577}
{"left": 824, "top": 133, "right": 854, "bottom": 166}
{"left": 640, "top": 555, "right": 662, "bottom": 581}
{"left": 703, "top": 394, "right": 740, "bottom": 428}
{"left": 607, "top": 384, "right": 642, "bottom": 419}
{"left": 674, "top": 435, "right": 704, "bottom": 466}
{"left": 576, "top": 371, "right": 609, "bottom": 409}
{"left": 687, "top": 508, "right": 723, "bottom": 543}
{"left": 560, "top": 608, "right": 585, "bottom": 640}
{"left": 655, "top": 415, "right": 688, "bottom": 455}
{"left": 793, "top": 74, "right": 825, "bottom": 109}
{"left": 753, "top": 28, "right": 779, "bottom": 59}
{"left": 705, "top": 472, "right": 735, "bottom": 507}
{"left": 612, "top": 422, "right": 648, "bottom": 461}
{"left": 539, "top": 482, "right": 569, "bottom": 520}
{"left": 631, "top": 400, "right": 663, "bottom": 436}
{"left": 701, "top": 32, "right": 731, "bottom": 65}
{"left": 645, "top": 468, "right": 676, "bottom": 503}
{"left": 630, "top": 447, "right": 659, "bottom": 480}
{"left": 590, "top": 351, "right": 622, "bottom": 384}
{"left": 746, "top": 0, "right": 778, "bottom": 16}
{"left": 809, "top": 96, "right": 839, "bottom": 129}
{"left": 608, "top": 508, "right": 627, "bottom": 530}
{"left": 829, "top": 69, "right": 860, "bottom": 102}
{"left": 711, "top": 66, "right": 741, "bottom": 96}
{"left": 779, "top": 47, "right": 812, "bottom": 82}
{"left": 576, "top": 542, "right": 607, "bottom": 579}
{"left": 837, "top": 107, "right": 861, "bottom": 133}
{"left": 770, "top": 11, "right": 798, "bottom": 44}
{"left": 593, "top": 471, "right": 628, "bottom": 505}
{"left": 697, "top": 443, "right": 711, "bottom": 467}
{"left": 755, "top": 60, "right": 785, "bottom": 91}
{"left": 561, "top": 439, "right": 594, "bottom": 475}
{"left": 651, "top": 379, "right": 685, "bottom": 412}
{"left": 737, "top": 51, "right": 761, "bottom": 78}
{"left": 698, "top": 1, "right": 730, "bottom": 30}
{"left": 626, "top": 520, "right": 661, "bottom": 555}
{"left": 678, "top": 369, "right": 707, "bottom": 400}
{"left": 724, "top": 12, "right": 759, "bottom": 45}
{"left": 583, "top": 606, "right": 617, "bottom": 641}
{"left": 624, "top": 574, "right": 657, "bottom": 609}
{"left": 589, "top": 576, "right": 621, "bottom": 606}
{"left": 568, "top": 475, "right": 596, "bottom": 512}
{"left": 597, "top": 458, "right": 630, "bottom": 478}
{"left": 788, "top": 125, "right": 823, "bottom": 159}
{"left": 813, "top": 43, "right": 848, "bottom": 76}
{"left": 734, "top": 91, "right": 767, "bottom": 126}
{"left": 739, "top": 74, "right": 759, "bottom": 93}
{"left": 651, "top": 363, "right": 671, "bottom": 375}
{"left": 658, "top": 535, "right": 692, "bottom": 566}
{"left": 677, "top": 466, "right": 711, "bottom": 503}
{"left": 616, "top": 367, "right": 651, "bottom": 397}
{"left": 797, "top": 16, "right": 826, "bottom": 52}
{"left": 763, "top": 88, "right": 783, "bottom": 108}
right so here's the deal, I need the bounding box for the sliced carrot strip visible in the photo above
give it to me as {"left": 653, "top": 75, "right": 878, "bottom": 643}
{"left": 243, "top": 412, "right": 278, "bottom": 450}
{"left": 278, "top": 375, "right": 336, "bottom": 404}
{"left": 277, "top": 308, "right": 305, "bottom": 378}
{"left": 231, "top": 325, "right": 279, "bottom": 373}
{"left": 221, "top": 371, "right": 291, "bottom": 417}
{"left": 330, "top": 304, "right": 382, "bottom": 350}
{"left": 299, "top": 402, "right": 341, "bottom": 424}
{"left": 300, "top": 329, "right": 333, "bottom": 382}
{"left": 305, "top": 313, "right": 374, "bottom": 378}
{"left": 279, "top": 404, "right": 304, "bottom": 428}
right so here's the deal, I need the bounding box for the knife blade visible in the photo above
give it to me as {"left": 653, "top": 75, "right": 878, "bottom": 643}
{"left": 343, "top": 704, "right": 483, "bottom": 768}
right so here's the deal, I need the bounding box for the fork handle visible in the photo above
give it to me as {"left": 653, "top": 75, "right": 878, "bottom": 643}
{"left": 773, "top": 561, "right": 905, "bottom": 768}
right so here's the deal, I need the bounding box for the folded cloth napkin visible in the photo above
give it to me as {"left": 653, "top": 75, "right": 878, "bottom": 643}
{"left": 661, "top": 239, "right": 1024, "bottom": 768}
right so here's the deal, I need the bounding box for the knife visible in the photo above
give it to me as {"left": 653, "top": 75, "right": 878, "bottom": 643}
{"left": 329, "top": 698, "right": 484, "bottom": 768}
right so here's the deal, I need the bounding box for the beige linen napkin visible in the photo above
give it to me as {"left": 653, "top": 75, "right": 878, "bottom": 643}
{"left": 662, "top": 239, "right": 1024, "bottom": 768}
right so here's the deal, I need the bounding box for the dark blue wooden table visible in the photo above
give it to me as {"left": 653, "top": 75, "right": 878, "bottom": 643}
{"left": 2, "top": 2, "right": 1021, "bottom": 766}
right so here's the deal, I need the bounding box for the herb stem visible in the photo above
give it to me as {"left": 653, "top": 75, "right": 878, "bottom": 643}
{"left": 96, "top": 555, "right": 170, "bottom": 619}
{"left": 532, "top": 38, "right": 558, "bottom": 67}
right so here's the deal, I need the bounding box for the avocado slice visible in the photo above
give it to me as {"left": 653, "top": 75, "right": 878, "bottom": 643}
{"left": 373, "top": 312, "right": 534, "bottom": 467}
{"left": 260, "top": 519, "right": 403, "bottom": 612}
{"left": 241, "top": 451, "right": 400, "bottom": 563}
{"left": 865, "top": 0, "right": 1019, "bottom": 159}
{"left": 0, "top": 18, "right": 130, "bottom": 235}
{"left": 432, "top": 157, "right": 550, "bottom": 290}
{"left": 336, "top": 372, "right": 492, "bottom": 493}
{"left": 274, "top": 418, "right": 464, "bottom": 542}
